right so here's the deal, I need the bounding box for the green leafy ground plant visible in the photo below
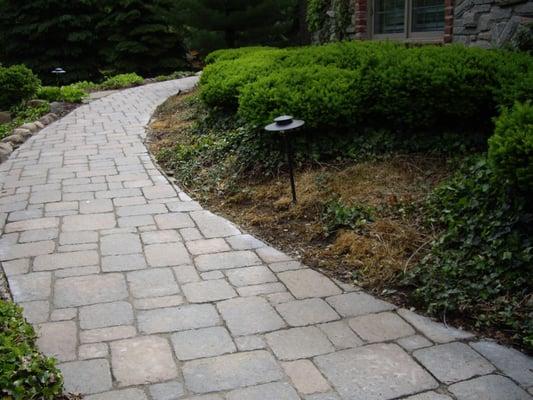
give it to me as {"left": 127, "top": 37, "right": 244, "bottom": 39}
{"left": 0, "top": 300, "right": 64, "bottom": 399}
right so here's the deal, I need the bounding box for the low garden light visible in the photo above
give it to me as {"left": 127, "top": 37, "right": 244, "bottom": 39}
{"left": 265, "top": 115, "right": 305, "bottom": 204}
{"left": 51, "top": 67, "right": 66, "bottom": 86}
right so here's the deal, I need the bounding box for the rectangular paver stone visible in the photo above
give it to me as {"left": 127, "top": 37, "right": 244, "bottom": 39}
{"left": 62, "top": 213, "right": 116, "bottom": 231}
{"left": 138, "top": 304, "right": 220, "bottom": 334}
{"left": 80, "top": 301, "right": 134, "bottom": 329}
{"left": 227, "top": 382, "right": 301, "bottom": 400}
{"left": 8, "top": 272, "right": 51, "bottom": 302}
{"left": 54, "top": 274, "right": 128, "bottom": 307}
{"left": 145, "top": 243, "right": 191, "bottom": 267}
{"left": 60, "top": 359, "right": 113, "bottom": 395}
{"left": 127, "top": 268, "right": 180, "bottom": 298}
{"left": 171, "top": 326, "right": 236, "bottom": 360}
{"left": 276, "top": 298, "right": 340, "bottom": 327}
{"left": 278, "top": 269, "right": 342, "bottom": 299}
{"left": 182, "top": 279, "right": 236, "bottom": 303}
{"left": 190, "top": 210, "right": 240, "bottom": 238}
{"left": 183, "top": 350, "right": 283, "bottom": 393}
{"left": 266, "top": 326, "right": 334, "bottom": 360}
{"left": 195, "top": 251, "right": 261, "bottom": 271}
{"left": 34, "top": 250, "right": 99, "bottom": 271}
{"left": 326, "top": 292, "right": 395, "bottom": 317}
{"left": 348, "top": 312, "right": 415, "bottom": 343}
{"left": 37, "top": 321, "right": 77, "bottom": 362}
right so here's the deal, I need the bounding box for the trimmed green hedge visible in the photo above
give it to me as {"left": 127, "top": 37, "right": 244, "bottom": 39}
{"left": 0, "top": 300, "right": 64, "bottom": 399}
{"left": 201, "top": 42, "right": 533, "bottom": 133}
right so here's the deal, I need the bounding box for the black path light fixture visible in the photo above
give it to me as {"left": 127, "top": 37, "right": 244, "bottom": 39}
{"left": 51, "top": 67, "right": 66, "bottom": 86}
{"left": 265, "top": 115, "right": 305, "bottom": 204}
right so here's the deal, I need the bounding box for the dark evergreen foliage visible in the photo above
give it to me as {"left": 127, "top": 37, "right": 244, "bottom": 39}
{"left": 177, "top": 0, "right": 298, "bottom": 55}
{"left": 98, "top": 0, "right": 186, "bottom": 76}
{"left": 0, "top": 0, "right": 101, "bottom": 84}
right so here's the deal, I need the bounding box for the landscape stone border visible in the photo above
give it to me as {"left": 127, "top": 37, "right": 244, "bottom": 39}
{"left": 0, "top": 112, "right": 59, "bottom": 163}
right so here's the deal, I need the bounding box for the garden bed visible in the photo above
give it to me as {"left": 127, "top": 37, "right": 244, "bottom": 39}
{"left": 148, "top": 90, "right": 527, "bottom": 351}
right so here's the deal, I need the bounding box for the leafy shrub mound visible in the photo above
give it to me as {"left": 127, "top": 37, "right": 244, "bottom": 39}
{"left": 0, "top": 65, "right": 41, "bottom": 110}
{"left": 37, "top": 85, "right": 88, "bottom": 103}
{"left": 99, "top": 73, "right": 144, "bottom": 90}
{"left": 488, "top": 102, "right": 533, "bottom": 195}
{"left": 407, "top": 103, "right": 533, "bottom": 349}
{"left": 0, "top": 300, "right": 64, "bottom": 399}
{"left": 201, "top": 43, "right": 532, "bottom": 134}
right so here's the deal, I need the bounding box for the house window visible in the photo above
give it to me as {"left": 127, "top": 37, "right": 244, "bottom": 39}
{"left": 371, "top": 0, "right": 444, "bottom": 40}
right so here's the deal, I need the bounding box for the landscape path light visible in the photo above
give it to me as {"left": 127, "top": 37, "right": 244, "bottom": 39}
{"left": 265, "top": 115, "right": 305, "bottom": 204}
{"left": 51, "top": 67, "right": 66, "bottom": 86}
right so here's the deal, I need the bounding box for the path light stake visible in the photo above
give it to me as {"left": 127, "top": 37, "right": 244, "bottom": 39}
{"left": 51, "top": 67, "right": 66, "bottom": 86}
{"left": 265, "top": 115, "right": 305, "bottom": 204}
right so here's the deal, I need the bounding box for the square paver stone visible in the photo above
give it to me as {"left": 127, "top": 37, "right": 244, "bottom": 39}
{"left": 60, "top": 359, "right": 112, "bottom": 395}
{"left": 127, "top": 268, "right": 180, "bottom": 298}
{"left": 182, "top": 280, "right": 237, "bottom": 303}
{"left": 111, "top": 336, "right": 178, "bottom": 387}
{"left": 145, "top": 243, "right": 191, "bottom": 267}
{"left": 171, "top": 326, "right": 236, "bottom": 360}
{"left": 449, "top": 375, "right": 532, "bottom": 400}
{"left": 227, "top": 382, "right": 301, "bottom": 400}
{"left": 282, "top": 360, "right": 331, "bottom": 395}
{"left": 217, "top": 296, "right": 286, "bottom": 336}
{"left": 37, "top": 321, "right": 77, "bottom": 362}
{"left": 413, "top": 342, "right": 495, "bottom": 384}
{"left": 348, "top": 312, "right": 415, "bottom": 343}
{"left": 80, "top": 301, "right": 134, "bottom": 329}
{"left": 278, "top": 269, "right": 341, "bottom": 299}
{"left": 276, "top": 298, "right": 340, "bottom": 326}
{"left": 138, "top": 304, "right": 220, "bottom": 334}
{"left": 182, "top": 350, "right": 283, "bottom": 393}
{"left": 54, "top": 274, "right": 128, "bottom": 308}
{"left": 314, "top": 343, "right": 438, "bottom": 400}
{"left": 326, "top": 292, "right": 395, "bottom": 317}
{"left": 265, "top": 326, "right": 334, "bottom": 360}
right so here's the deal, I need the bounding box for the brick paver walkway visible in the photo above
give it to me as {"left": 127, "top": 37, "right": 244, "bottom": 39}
{"left": 1, "top": 78, "right": 532, "bottom": 400}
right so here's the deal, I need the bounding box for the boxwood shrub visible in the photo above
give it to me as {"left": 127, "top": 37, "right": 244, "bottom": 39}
{"left": 0, "top": 65, "right": 41, "bottom": 110}
{"left": 489, "top": 101, "right": 533, "bottom": 195}
{"left": 0, "top": 300, "right": 64, "bottom": 399}
{"left": 201, "top": 42, "right": 533, "bottom": 135}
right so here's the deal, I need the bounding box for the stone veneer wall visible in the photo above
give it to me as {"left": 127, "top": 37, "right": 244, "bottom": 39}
{"left": 453, "top": 0, "right": 533, "bottom": 47}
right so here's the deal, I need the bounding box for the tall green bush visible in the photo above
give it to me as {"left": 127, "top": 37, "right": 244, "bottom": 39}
{"left": 489, "top": 102, "right": 533, "bottom": 195}
{"left": 0, "top": 65, "right": 41, "bottom": 110}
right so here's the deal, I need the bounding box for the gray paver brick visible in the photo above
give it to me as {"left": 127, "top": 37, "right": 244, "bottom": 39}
{"left": 470, "top": 340, "right": 533, "bottom": 386}
{"left": 102, "top": 253, "right": 147, "bottom": 271}
{"left": 413, "top": 342, "right": 495, "bottom": 384}
{"left": 145, "top": 242, "right": 191, "bottom": 267}
{"left": 149, "top": 381, "right": 185, "bottom": 400}
{"left": 190, "top": 210, "right": 240, "bottom": 238}
{"left": 266, "top": 326, "right": 334, "bottom": 360}
{"left": 100, "top": 233, "right": 142, "bottom": 255}
{"left": 20, "top": 300, "right": 49, "bottom": 324}
{"left": 54, "top": 274, "right": 128, "bottom": 307}
{"left": 85, "top": 389, "right": 148, "bottom": 400}
{"left": 37, "top": 321, "right": 77, "bottom": 362}
{"left": 227, "top": 382, "right": 301, "bottom": 400}
{"left": 279, "top": 269, "right": 342, "bottom": 299}
{"left": 60, "top": 359, "right": 113, "bottom": 395}
{"left": 315, "top": 344, "right": 438, "bottom": 400}
{"left": 171, "top": 326, "right": 236, "bottom": 360}
{"left": 226, "top": 265, "right": 277, "bottom": 287}
{"left": 34, "top": 250, "right": 99, "bottom": 271}
{"left": 276, "top": 298, "right": 340, "bottom": 327}
{"left": 138, "top": 304, "right": 220, "bottom": 334}
{"left": 127, "top": 268, "right": 180, "bottom": 298}
{"left": 111, "top": 336, "right": 178, "bottom": 387}
{"left": 182, "top": 279, "right": 237, "bottom": 303}
{"left": 195, "top": 250, "right": 262, "bottom": 271}
{"left": 80, "top": 301, "right": 134, "bottom": 329}
{"left": 182, "top": 350, "right": 283, "bottom": 393}
{"left": 8, "top": 272, "right": 51, "bottom": 302}
{"left": 186, "top": 238, "right": 230, "bottom": 255}
{"left": 326, "top": 292, "right": 395, "bottom": 317}
{"left": 62, "top": 213, "right": 116, "bottom": 231}
{"left": 449, "top": 375, "right": 531, "bottom": 400}
{"left": 348, "top": 312, "right": 415, "bottom": 343}
{"left": 217, "top": 296, "right": 286, "bottom": 336}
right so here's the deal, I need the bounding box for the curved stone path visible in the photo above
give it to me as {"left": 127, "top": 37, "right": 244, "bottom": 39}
{"left": 1, "top": 78, "right": 532, "bottom": 400}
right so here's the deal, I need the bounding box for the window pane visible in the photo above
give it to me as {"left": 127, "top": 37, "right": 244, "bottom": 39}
{"left": 411, "top": 0, "right": 444, "bottom": 32}
{"left": 374, "top": 0, "right": 405, "bottom": 34}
